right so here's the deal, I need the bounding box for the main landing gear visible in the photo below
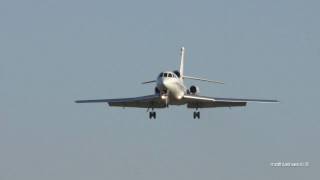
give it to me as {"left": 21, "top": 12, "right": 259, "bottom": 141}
{"left": 149, "top": 111, "right": 156, "bottom": 119}
{"left": 193, "top": 111, "right": 200, "bottom": 119}
{"left": 147, "top": 108, "right": 200, "bottom": 119}
{"left": 148, "top": 107, "right": 156, "bottom": 119}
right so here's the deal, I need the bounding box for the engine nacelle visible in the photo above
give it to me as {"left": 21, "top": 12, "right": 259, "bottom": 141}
{"left": 155, "top": 87, "right": 160, "bottom": 94}
{"left": 173, "top": 70, "right": 181, "bottom": 78}
{"left": 189, "top": 85, "right": 200, "bottom": 94}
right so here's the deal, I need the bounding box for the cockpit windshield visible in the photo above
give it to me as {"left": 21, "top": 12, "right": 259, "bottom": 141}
{"left": 160, "top": 72, "right": 176, "bottom": 78}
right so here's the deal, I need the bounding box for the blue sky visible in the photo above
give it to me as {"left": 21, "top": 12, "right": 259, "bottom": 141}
{"left": 0, "top": 0, "right": 319, "bottom": 179}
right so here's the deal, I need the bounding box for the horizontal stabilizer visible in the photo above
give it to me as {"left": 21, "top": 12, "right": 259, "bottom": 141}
{"left": 141, "top": 80, "right": 156, "bottom": 84}
{"left": 183, "top": 75, "right": 224, "bottom": 84}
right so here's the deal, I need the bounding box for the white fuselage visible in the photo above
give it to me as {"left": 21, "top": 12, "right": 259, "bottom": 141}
{"left": 156, "top": 71, "right": 186, "bottom": 105}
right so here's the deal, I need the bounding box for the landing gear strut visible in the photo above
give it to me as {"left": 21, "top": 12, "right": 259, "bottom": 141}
{"left": 149, "top": 111, "right": 156, "bottom": 119}
{"left": 193, "top": 111, "right": 200, "bottom": 119}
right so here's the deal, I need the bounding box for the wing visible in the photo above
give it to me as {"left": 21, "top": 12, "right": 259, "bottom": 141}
{"left": 75, "top": 94, "right": 166, "bottom": 108}
{"left": 183, "top": 94, "right": 279, "bottom": 108}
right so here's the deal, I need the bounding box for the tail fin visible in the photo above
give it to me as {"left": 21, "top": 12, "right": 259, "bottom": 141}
{"left": 179, "top": 47, "right": 185, "bottom": 79}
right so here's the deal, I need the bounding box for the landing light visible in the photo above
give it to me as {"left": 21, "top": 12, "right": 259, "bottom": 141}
{"left": 161, "top": 95, "right": 167, "bottom": 99}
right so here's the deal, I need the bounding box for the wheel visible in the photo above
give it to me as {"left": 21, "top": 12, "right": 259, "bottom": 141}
{"left": 193, "top": 111, "right": 200, "bottom": 119}
{"left": 196, "top": 111, "right": 200, "bottom": 119}
{"left": 149, "top": 112, "right": 156, "bottom": 119}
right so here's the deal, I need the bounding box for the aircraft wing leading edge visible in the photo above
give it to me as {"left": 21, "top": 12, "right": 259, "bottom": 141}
{"left": 183, "top": 94, "right": 279, "bottom": 108}
{"left": 75, "top": 94, "right": 166, "bottom": 108}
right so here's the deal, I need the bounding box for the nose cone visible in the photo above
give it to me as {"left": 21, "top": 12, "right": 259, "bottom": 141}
{"left": 156, "top": 77, "right": 168, "bottom": 89}
{"left": 162, "top": 78, "right": 170, "bottom": 88}
{"left": 161, "top": 77, "right": 184, "bottom": 100}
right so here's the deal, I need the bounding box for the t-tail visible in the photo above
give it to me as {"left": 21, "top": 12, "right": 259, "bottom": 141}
{"left": 179, "top": 47, "right": 224, "bottom": 84}
{"left": 142, "top": 47, "right": 225, "bottom": 84}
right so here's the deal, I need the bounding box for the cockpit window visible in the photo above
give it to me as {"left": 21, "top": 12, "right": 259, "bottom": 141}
{"left": 164, "top": 73, "right": 168, "bottom": 77}
{"left": 159, "top": 73, "right": 163, "bottom": 77}
{"left": 168, "top": 73, "right": 172, "bottom": 77}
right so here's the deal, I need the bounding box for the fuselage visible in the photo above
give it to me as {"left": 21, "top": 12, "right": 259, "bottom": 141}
{"left": 156, "top": 71, "right": 186, "bottom": 105}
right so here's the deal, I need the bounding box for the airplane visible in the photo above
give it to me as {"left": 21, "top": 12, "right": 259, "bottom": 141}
{"left": 75, "top": 47, "right": 279, "bottom": 119}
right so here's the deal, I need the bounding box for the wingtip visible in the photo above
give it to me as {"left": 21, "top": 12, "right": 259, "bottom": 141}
{"left": 265, "top": 100, "right": 280, "bottom": 103}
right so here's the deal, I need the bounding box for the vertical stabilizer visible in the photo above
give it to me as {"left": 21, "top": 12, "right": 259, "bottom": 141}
{"left": 179, "top": 47, "right": 185, "bottom": 79}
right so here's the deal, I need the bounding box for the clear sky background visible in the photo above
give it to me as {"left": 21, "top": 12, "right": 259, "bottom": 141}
{"left": 0, "top": 0, "right": 319, "bottom": 179}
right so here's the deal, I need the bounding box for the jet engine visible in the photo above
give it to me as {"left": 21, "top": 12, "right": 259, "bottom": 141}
{"left": 155, "top": 87, "right": 160, "bottom": 94}
{"left": 173, "top": 70, "right": 181, "bottom": 78}
{"left": 189, "top": 85, "right": 200, "bottom": 94}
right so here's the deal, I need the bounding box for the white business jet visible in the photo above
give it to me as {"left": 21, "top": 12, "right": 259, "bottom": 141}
{"left": 76, "top": 47, "right": 278, "bottom": 119}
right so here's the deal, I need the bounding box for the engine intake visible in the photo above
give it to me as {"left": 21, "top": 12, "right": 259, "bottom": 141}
{"left": 155, "top": 87, "right": 160, "bottom": 94}
{"left": 173, "top": 70, "right": 181, "bottom": 78}
{"left": 189, "top": 85, "right": 199, "bottom": 94}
